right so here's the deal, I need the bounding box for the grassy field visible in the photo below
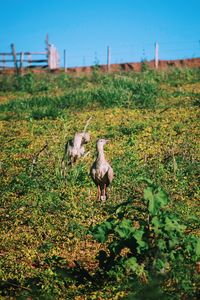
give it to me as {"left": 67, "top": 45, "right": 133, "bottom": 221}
{"left": 0, "top": 67, "right": 200, "bottom": 299}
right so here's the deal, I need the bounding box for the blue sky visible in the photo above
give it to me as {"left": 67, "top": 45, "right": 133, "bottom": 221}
{"left": 0, "top": 0, "right": 200, "bottom": 67}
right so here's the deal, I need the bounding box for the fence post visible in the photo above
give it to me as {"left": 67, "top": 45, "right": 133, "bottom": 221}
{"left": 2, "top": 54, "right": 6, "bottom": 68}
{"left": 19, "top": 52, "right": 24, "bottom": 71}
{"left": 49, "top": 45, "right": 59, "bottom": 69}
{"left": 11, "top": 43, "right": 19, "bottom": 73}
{"left": 154, "top": 42, "right": 159, "bottom": 69}
{"left": 45, "top": 34, "right": 49, "bottom": 50}
{"left": 107, "top": 46, "right": 111, "bottom": 72}
{"left": 28, "top": 53, "right": 32, "bottom": 68}
{"left": 45, "top": 33, "right": 51, "bottom": 69}
{"left": 64, "top": 49, "right": 67, "bottom": 72}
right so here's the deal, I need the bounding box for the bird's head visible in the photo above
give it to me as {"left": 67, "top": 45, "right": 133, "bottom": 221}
{"left": 96, "top": 138, "right": 109, "bottom": 149}
{"left": 81, "top": 132, "right": 90, "bottom": 144}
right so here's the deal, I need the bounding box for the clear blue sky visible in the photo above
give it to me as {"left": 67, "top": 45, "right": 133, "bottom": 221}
{"left": 0, "top": 0, "right": 200, "bottom": 67}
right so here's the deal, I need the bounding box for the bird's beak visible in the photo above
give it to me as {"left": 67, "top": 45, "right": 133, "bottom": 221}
{"left": 105, "top": 139, "right": 109, "bottom": 143}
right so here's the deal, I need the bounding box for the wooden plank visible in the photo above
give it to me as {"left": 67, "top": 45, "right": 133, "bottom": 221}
{"left": 23, "top": 59, "right": 48, "bottom": 63}
{"left": 0, "top": 52, "right": 13, "bottom": 56}
{"left": 26, "top": 65, "right": 48, "bottom": 68}
{"left": 0, "top": 59, "right": 48, "bottom": 63}
{"left": 48, "top": 45, "right": 59, "bottom": 69}
{"left": 0, "top": 52, "right": 47, "bottom": 56}
{"left": 0, "top": 59, "right": 18, "bottom": 62}
{"left": 22, "top": 52, "right": 47, "bottom": 55}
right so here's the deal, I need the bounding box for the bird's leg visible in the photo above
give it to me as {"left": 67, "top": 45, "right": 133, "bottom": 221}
{"left": 97, "top": 185, "right": 101, "bottom": 201}
{"left": 103, "top": 184, "right": 107, "bottom": 200}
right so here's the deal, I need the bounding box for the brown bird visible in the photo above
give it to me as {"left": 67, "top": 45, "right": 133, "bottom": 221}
{"left": 90, "top": 139, "right": 114, "bottom": 201}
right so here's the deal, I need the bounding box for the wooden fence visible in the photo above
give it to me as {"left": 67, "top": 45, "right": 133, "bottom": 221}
{"left": 0, "top": 41, "right": 59, "bottom": 71}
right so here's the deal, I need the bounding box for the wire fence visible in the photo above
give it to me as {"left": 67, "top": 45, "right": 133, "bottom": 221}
{"left": 63, "top": 40, "right": 200, "bottom": 68}
{"left": 0, "top": 40, "right": 199, "bottom": 70}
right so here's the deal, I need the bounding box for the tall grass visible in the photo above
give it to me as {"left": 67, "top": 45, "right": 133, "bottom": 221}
{"left": 0, "top": 70, "right": 165, "bottom": 120}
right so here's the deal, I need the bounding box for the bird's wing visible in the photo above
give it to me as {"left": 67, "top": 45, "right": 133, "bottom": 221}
{"left": 66, "top": 140, "right": 74, "bottom": 156}
{"left": 79, "top": 146, "right": 85, "bottom": 157}
{"left": 107, "top": 166, "right": 114, "bottom": 184}
{"left": 90, "top": 163, "right": 97, "bottom": 181}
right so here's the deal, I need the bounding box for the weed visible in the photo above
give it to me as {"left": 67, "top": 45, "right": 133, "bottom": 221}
{"left": 91, "top": 180, "right": 200, "bottom": 298}
{"left": 0, "top": 68, "right": 199, "bottom": 299}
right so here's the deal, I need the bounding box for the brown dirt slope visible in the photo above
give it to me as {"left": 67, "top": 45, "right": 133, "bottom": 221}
{"left": 1, "top": 57, "right": 200, "bottom": 75}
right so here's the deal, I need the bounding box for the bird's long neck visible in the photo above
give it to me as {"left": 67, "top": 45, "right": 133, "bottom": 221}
{"left": 73, "top": 134, "right": 82, "bottom": 149}
{"left": 97, "top": 145, "right": 105, "bottom": 161}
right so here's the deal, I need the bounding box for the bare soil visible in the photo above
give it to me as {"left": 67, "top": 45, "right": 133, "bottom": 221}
{"left": 1, "top": 57, "right": 200, "bottom": 75}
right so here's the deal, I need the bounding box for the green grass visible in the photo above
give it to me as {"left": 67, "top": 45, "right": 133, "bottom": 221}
{"left": 0, "top": 68, "right": 199, "bottom": 299}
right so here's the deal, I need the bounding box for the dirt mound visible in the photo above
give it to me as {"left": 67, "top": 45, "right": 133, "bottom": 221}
{"left": 1, "top": 57, "right": 200, "bottom": 75}
{"left": 66, "top": 58, "right": 200, "bottom": 75}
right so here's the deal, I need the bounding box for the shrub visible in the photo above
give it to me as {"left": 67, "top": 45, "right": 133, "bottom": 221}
{"left": 90, "top": 180, "right": 200, "bottom": 298}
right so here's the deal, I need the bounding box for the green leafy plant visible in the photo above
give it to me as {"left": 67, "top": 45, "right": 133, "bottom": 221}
{"left": 0, "top": 67, "right": 199, "bottom": 299}
{"left": 91, "top": 180, "right": 200, "bottom": 297}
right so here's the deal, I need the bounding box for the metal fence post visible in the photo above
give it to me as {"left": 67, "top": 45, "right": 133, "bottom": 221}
{"left": 107, "top": 46, "right": 111, "bottom": 72}
{"left": 155, "top": 42, "right": 159, "bottom": 69}
{"left": 64, "top": 49, "right": 67, "bottom": 72}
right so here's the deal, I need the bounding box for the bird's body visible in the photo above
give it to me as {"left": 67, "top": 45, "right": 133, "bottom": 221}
{"left": 90, "top": 139, "right": 113, "bottom": 201}
{"left": 67, "top": 132, "right": 90, "bottom": 165}
{"left": 61, "top": 132, "right": 90, "bottom": 176}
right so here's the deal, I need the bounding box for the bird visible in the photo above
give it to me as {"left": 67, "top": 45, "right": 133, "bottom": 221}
{"left": 66, "top": 131, "right": 90, "bottom": 165}
{"left": 90, "top": 139, "right": 114, "bottom": 201}
{"left": 61, "top": 132, "right": 90, "bottom": 176}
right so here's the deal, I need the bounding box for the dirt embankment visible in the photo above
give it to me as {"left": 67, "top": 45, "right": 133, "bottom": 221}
{"left": 66, "top": 58, "right": 200, "bottom": 75}
{"left": 1, "top": 57, "right": 200, "bottom": 75}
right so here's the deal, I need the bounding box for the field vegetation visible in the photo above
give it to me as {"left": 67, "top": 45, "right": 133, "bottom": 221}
{"left": 0, "top": 67, "right": 200, "bottom": 299}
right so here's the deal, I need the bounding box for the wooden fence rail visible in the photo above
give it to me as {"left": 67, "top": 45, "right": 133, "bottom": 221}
{"left": 0, "top": 41, "right": 59, "bottom": 71}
